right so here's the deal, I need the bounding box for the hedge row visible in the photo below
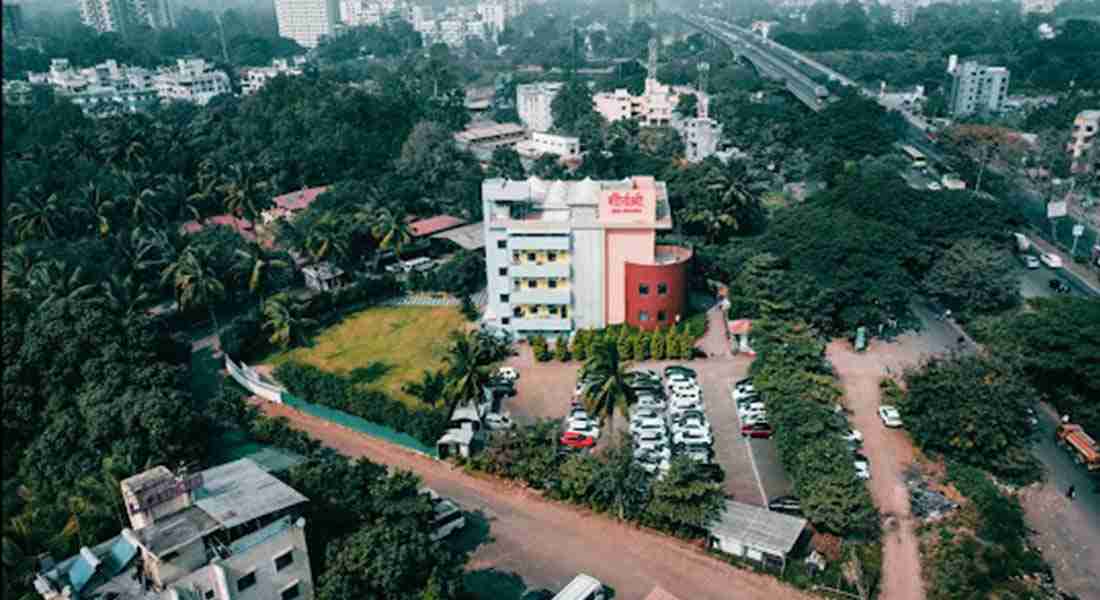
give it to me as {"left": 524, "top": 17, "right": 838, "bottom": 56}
{"left": 532, "top": 317, "right": 706, "bottom": 363}
{"left": 272, "top": 361, "right": 450, "bottom": 447}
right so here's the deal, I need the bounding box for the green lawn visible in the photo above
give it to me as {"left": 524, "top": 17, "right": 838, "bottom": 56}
{"left": 267, "top": 305, "right": 467, "bottom": 406}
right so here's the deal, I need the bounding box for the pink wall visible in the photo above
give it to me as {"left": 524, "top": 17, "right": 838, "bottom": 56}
{"left": 605, "top": 229, "right": 655, "bottom": 325}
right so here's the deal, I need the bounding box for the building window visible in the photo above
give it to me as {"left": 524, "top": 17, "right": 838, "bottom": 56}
{"left": 500, "top": 294, "right": 509, "bottom": 303}
{"left": 657, "top": 283, "right": 668, "bottom": 296}
{"left": 547, "top": 251, "right": 557, "bottom": 262}
{"left": 528, "top": 280, "right": 537, "bottom": 289}
{"left": 205, "top": 590, "right": 215, "bottom": 600}
{"left": 498, "top": 267, "right": 507, "bottom": 276}
{"left": 237, "top": 572, "right": 257, "bottom": 592}
{"left": 497, "top": 239, "right": 507, "bottom": 249}
{"left": 274, "top": 550, "right": 294, "bottom": 572}
{"left": 513, "top": 306, "right": 523, "bottom": 317}
{"left": 280, "top": 582, "right": 301, "bottom": 600}
{"left": 548, "top": 306, "right": 559, "bottom": 315}
{"left": 527, "top": 252, "right": 537, "bottom": 262}
{"left": 548, "top": 279, "right": 558, "bottom": 288}
{"left": 639, "top": 311, "right": 650, "bottom": 322}
{"left": 501, "top": 317, "right": 510, "bottom": 325}
{"left": 658, "top": 311, "right": 667, "bottom": 322}
{"left": 561, "top": 306, "right": 569, "bottom": 318}
{"left": 639, "top": 284, "right": 649, "bottom": 296}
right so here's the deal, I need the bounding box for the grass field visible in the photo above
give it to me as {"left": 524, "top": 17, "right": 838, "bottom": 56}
{"left": 267, "top": 305, "right": 467, "bottom": 406}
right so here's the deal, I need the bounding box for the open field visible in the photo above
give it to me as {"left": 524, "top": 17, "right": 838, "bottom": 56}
{"left": 267, "top": 305, "right": 467, "bottom": 405}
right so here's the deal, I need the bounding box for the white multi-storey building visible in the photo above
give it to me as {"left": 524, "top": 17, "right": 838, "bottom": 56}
{"left": 1069, "top": 110, "right": 1100, "bottom": 174}
{"left": 34, "top": 459, "right": 315, "bottom": 600}
{"left": 948, "top": 60, "right": 1010, "bottom": 117}
{"left": 339, "top": 0, "right": 383, "bottom": 26}
{"left": 1020, "top": 0, "right": 1057, "bottom": 14}
{"left": 517, "top": 82, "right": 563, "bottom": 133}
{"left": 153, "top": 58, "right": 231, "bottom": 105}
{"left": 274, "top": 0, "right": 341, "bottom": 48}
{"left": 242, "top": 56, "right": 308, "bottom": 95}
{"left": 478, "top": 0, "right": 506, "bottom": 37}
{"left": 78, "top": 0, "right": 174, "bottom": 34}
{"left": 516, "top": 132, "right": 581, "bottom": 161}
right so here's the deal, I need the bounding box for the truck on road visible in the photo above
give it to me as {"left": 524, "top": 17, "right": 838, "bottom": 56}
{"left": 1056, "top": 423, "right": 1100, "bottom": 471}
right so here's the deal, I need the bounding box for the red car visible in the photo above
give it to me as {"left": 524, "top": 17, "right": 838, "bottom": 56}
{"left": 559, "top": 431, "right": 596, "bottom": 449}
{"left": 741, "top": 423, "right": 774, "bottom": 439}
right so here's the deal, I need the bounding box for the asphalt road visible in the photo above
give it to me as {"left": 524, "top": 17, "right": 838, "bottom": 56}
{"left": 251, "top": 398, "right": 816, "bottom": 600}
{"left": 1017, "top": 262, "right": 1089, "bottom": 300}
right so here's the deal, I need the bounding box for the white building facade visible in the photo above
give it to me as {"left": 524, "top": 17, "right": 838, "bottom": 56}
{"left": 78, "top": 0, "right": 174, "bottom": 33}
{"left": 516, "top": 132, "right": 581, "bottom": 161}
{"left": 243, "top": 56, "right": 308, "bottom": 95}
{"left": 1069, "top": 110, "right": 1100, "bottom": 174}
{"left": 948, "top": 60, "right": 1010, "bottom": 117}
{"left": 153, "top": 59, "right": 231, "bottom": 105}
{"left": 275, "top": 0, "right": 341, "bottom": 48}
{"left": 517, "top": 82, "right": 563, "bottom": 133}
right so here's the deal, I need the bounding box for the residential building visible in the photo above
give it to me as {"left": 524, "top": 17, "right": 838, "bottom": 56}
{"left": 3, "top": 0, "right": 25, "bottom": 39}
{"left": 516, "top": 132, "right": 581, "bottom": 161}
{"left": 303, "top": 262, "right": 347, "bottom": 292}
{"left": 2, "top": 80, "right": 33, "bottom": 106}
{"left": 1021, "top": 0, "right": 1057, "bottom": 14}
{"left": 947, "top": 60, "right": 1010, "bottom": 117}
{"left": 262, "top": 185, "right": 330, "bottom": 225}
{"left": 478, "top": 0, "right": 506, "bottom": 38}
{"left": 243, "top": 56, "right": 308, "bottom": 95}
{"left": 153, "top": 58, "right": 231, "bottom": 105}
{"left": 274, "top": 0, "right": 340, "bottom": 48}
{"left": 33, "top": 459, "right": 314, "bottom": 600}
{"left": 676, "top": 116, "right": 723, "bottom": 163}
{"left": 454, "top": 121, "right": 528, "bottom": 161}
{"left": 628, "top": 0, "right": 656, "bottom": 23}
{"left": 1069, "top": 110, "right": 1100, "bottom": 173}
{"left": 516, "top": 82, "right": 563, "bottom": 133}
{"left": 27, "top": 58, "right": 160, "bottom": 116}
{"left": 593, "top": 40, "right": 679, "bottom": 126}
{"left": 482, "top": 176, "right": 692, "bottom": 338}
{"left": 78, "top": 0, "right": 174, "bottom": 34}
{"left": 339, "top": 0, "right": 382, "bottom": 26}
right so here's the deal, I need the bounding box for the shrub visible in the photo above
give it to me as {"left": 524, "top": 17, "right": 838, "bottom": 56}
{"left": 530, "top": 335, "right": 551, "bottom": 362}
{"left": 650, "top": 329, "right": 667, "bottom": 359}
{"left": 553, "top": 338, "right": 570, "bottom": 361}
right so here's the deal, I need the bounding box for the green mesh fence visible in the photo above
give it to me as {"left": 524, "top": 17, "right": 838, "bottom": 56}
{"left": 281, "top": 393, "right": 439, "bottom": 457}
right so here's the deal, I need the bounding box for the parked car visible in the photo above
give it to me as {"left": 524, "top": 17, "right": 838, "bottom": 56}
{"left": 568, "top": 403, "right": 588, "bottom": 420}
{"left": 741, "top": 422, "right": 774, "bottom": 438}
{"left": 634, "top": 442, "right": 671, "bottom": 462}
{"left": 732, "top": 384, "right": 757, "bottom": 401}
{"left": 672, "top": 414, "right": 710, "bottom": 433}
{"left": 879, "top": 406, "right": 903, "bottom": 428}
{"left": 669, "top": 381, "right": 701, "bottom": 395}
{"left": 635, "top": 452, "right": 672, "bottom": 475}
{"left": 926, "top": 182, "right": 942, "bottom": 191}
{"left": 496, "top": 367, "right": 519, "bottom": 381}
{"left": 671, "top": 409, "right": 707, "bottom": 426}
{"left": 567, "top": 417, "right": 600, "bottom": 439}
{"left": 1049, "top": 278, "right": 1071, "bottom": 294}
{"left": 631, "top": 419, "right": 666, "bottom": 438}
{"left": 854, "top": 453, "right": 871, "bottom": 480}
{"left": 841, "top": 429, "right": 863, "bottom": 444}
{"left": 628, "top": 368, "right": 661, "bottom": 381}
{"left": 738, "top": 401, "right": 766, "bottom": 419}
{"left": 634, "top": 429, "right": 668, "bottom": 446}
{"left": 673, "top": 428, "right": 714, "bottom": 446}
{"left": 559, "top": 431, "right": 595, "bottom": 449}
{"left": 681, "top": 441, "right": 712, "bottom": 463}
{"left": 1040, "top": 253, "right": 1063, "bottom": 269}
{"left": 664, "top": 365, "right": 697, "bottom": 378}
{"left": 630, "top": 408, "right": 662, "bottom": 425}
{"left": 741, "top": 412, "right": 769, "bottom": 426}
{"left": 484, "top": 413, "right": 515, "bottom": 430}
{"left": 1022, "top": 255, "right": 1040, "bottom": 269}
{"left": 768, "top": 495, "right": 802, "bottom": 515}
{"left": 635, "top": 396, "right": 666, "bottom": 411}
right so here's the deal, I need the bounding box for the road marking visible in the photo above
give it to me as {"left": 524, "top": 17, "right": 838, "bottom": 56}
{"left": 727, "top": 378, "right": 768, "bottom": 506}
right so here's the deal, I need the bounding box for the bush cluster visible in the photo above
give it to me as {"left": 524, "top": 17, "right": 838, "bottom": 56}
{"left": 749, "top": 319, "right": 879, "bottom": 538}
{"left": 467, "top": 422, "right": 726, "bottom": 540}
{"left": 273, "top": 362, "right": 450, "bottom": 446}
{"left": 532, "top": 321, "right": 704, "bottom": 363}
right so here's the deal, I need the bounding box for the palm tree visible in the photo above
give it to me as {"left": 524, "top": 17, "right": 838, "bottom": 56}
{"left": 101, "top": 272, "right": 153, "bottom": 317}
{"left": 161, "top": 246, "right": 226, "bottom": 335}
{"left": 235, "top": 249, "right": 289, "bottom": 299}
{"left": 371, "top": 208, "right": 413, "bottom": 260}
{"left": 402, "top": 369, "right": 448, "bottom": 406}
{"left": 582, "top": 339, "right": 636, "bottom": 439}
{"left": 218, "top": 163, "right": 272, "bottom": 222}
{"left": 441, "top": 331, "right": 491, "bottom": 416}
{"left": 2, "top": 246, "right": 37, "bottom": 302}
{"left": 29, "top": 260, "right": 97, "bottom": 306}
{"left": 78, "top": 182, "right": 116, "bottom": 238}
{"left": 261, "top": 293, "right": 315, "bottom": 349}
{"left": 9, "top": 190, "right": 65, "bottom": 242}
{"left": 304, "top": 213, "right": 350, "bottom": 262}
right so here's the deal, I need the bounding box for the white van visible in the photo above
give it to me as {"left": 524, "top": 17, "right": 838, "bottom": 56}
{"left": 1040, "top": 253, "right": 1063, "bottom": 269}
{"left": 553, "top": 574, "right": 606, "bottom": 600}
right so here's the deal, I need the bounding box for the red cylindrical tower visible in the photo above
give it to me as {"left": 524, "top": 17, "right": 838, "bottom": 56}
{"left": 624, "top": 245, "right": 692, "bottom": 331}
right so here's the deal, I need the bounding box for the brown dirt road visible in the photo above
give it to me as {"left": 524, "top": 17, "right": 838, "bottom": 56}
{"left": 252, "top": 398, "right": 816, "bottom": 600}
{"left": 828, "top": 341, "right": 925, "bottom": 600}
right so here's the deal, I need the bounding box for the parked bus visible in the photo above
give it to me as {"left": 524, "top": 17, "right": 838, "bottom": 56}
{"left": 900, "top": 144, "right": 927, "bottom": 169}
{"left": 552, "top": 574, "right": 606, "bottom": 600}
{"left": 422, "top": 488, "right": 467, "bottom": 541}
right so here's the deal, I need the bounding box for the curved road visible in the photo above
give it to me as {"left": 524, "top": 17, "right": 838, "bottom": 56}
{"left": 251, "top": 399, "right": 816, "bottom": 600}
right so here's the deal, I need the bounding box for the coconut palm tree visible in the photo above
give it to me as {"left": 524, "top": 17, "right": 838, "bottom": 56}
{"left": 101, "top": 272, "right": 153, "bottom": 317}
{"left": 261, "top": 293, "right": 315, "bottom": 349}
{"left": 235, "top": 249, "right": 289, "bottom": 299}
{"left": 304, "top": 213, "right": 350, "bottom": 262}
{"left": 582, "top": 339, "right": 636, "bottom": 439}
{"left": 29, "top": 260, "right": 97, "bottom": 306}
{"left": 9, "top": 190, "right": 65, "bottom": 242}
{"left": 441, "top": 331, "right": 491, "bottom": 417}
{"left": 371, "top": 208, "right": 413, "bottom": 260}
{"left": 161, "top": 246, "right": 226, "bottom": 333}
{"left": 78, "top": 182, "right": 116, "bottom": 238}
{"left": 218, "top": 163, "right": 272, "bottom": 222}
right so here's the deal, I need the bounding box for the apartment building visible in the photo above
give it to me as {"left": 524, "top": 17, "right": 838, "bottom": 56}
{"left": 516, "top": 132, "right": 581, "bottom": 161}
{"left": 676, "top": 116, "right": 723, "bottom": 162}
{"left": 243, "top": 56, "right": 308, "bottom": 95}
{"left": 275, "top": 0, "right": 340, "bottom": 48}
{"left": 78, "top": 0, "right": 174, "bottom": 34}
{"left": 594, "top": 40, "right": 679, "bottom": 126}
{"left": 482, "top": 176, "right": 691, "bottom": 338}
{"left": 478, "top": 0, "right": 506, "bottom": 37}
{"left": 34, "top": 459, "right": 314, "bottom": 600}
{"left": 153, "top": 59, "right": 231, "bottom": 105}
{"left": 948, "top": 60, "right": 1010, "bottom": 117}
{"left": 1069, "top": 110, "right": 1100, "bottom": 174}
{"left": 1020, "top": 0, "right": 1057, "bottom": 14}
{"left": 517, "top": 82, "right": 564, "bottom": 133}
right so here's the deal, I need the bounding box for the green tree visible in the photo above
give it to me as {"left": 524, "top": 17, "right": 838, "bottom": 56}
{"left": 922, "top": 238, "right": 1018, "bottom": 315}
{"left": 553, "top": 338, "right": 570, "bottom": 361}
{"left": 644, "top": 456, "right": 724, "bottom": 537}
{"left": 441, "top": 331, "right": 491, "bottom": 415}
{"left": 372, "top": 208, "right": 414, "bottom": 260}
{"left": 551, "top": 79, "right": 600, "bottom": 135}
{"left": 402, "top": 369, "right": 448, "bottom": 407}
{"left": 487, "top": 146, "right": 525, "bottom": 180}
{"left": 261, "top": 292, "right": 315, "bottom": 349}
{"left": 590, "top": 435, "right": 650, "bottom": 520}
{"left": 633, "top": 331, "right": 650, "bottom": 361}
{"left": 582, "top": 340, "right": 636, "bottom": 439}
{"left": 650, "top": 328, "right": 666, "bottom": 360}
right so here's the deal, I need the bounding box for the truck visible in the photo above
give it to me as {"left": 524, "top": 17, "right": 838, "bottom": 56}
{"left": 1056, "top": 423, "right": 1100, "bottom": 471}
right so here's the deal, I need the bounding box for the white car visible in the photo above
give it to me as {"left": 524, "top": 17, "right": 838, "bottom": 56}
{"left": 732, "top": 384, "right": 757, "bottom": 401}
{"left": 673, "top": 428, "right": 714, "bottom": 446}
{"left": 854, "top": 459, "right": 871, "bottom": 480}
{"left": 634, "top": 443, "right": 671, "bottom": 462}
{"left": 567, "top": 416, "right": 599, "bottom": 435}
{"left": 879, "top": 406, "right": 903, "bottom": 428}
{"left": 666, "top": 373, "right": 696, "bottom": 386}
{"left": 670, "top": 398, "right": 704, "bottom": 413}
{"left": 630, "top": 409, "right": 662, "bottom": 425}
{"left": 1023, "top": 255, "right": 1040, "bottom": 269}
{"left": 631, "top": 418, "right": 666, "bottom": 436}
{"left": 681, "top": 442, "right": 711, "bottom": 463}
{"left": 841, "top": 429, "right": 863, "bottom": 444}
{"left": 669, "top": 380, "right": 701, "bottom": 394}
{"left": 738, "top": 401, "right": 766, "bottom": 419}
{"left": 926, "top": 182, "right": 942, "bottom": 191}
{"left": 672, "top": 415, "right": 710, "bottom": 433}
{"left": 496, "top": 367, "right": 519, "bottom": 381}
{"left": 1040, "top": 253, "right": 1063, "bottom": 269}
{"left": 635, "top": 452, "right": 672, "bottom": 475}
{"left": 628, "top": 368, "right": 661, "bottom": 380}
{"left": 634, "top": 429, "right": 668, "bottom": 446}
{"left": 484, "top": 413, "right": 515, "bottom": 430}
{"left": 635, "top": 396, "right": 665, "bottom": 411}
{"left": 742, "top": 412, "right": 769, "bottom": 426}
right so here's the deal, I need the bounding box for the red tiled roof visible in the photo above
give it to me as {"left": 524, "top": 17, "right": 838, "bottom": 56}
{"left": 182, "top": 215, "right": 256, "bottom": 242}
{"left": 408, "top": 215, "right": 467, "bottom": 237}
{"left": 272, "top": 186, "right": 329, "bottom": 211}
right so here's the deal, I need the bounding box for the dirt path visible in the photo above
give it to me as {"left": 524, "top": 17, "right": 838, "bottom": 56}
{"left": 251, "top": 398, "right": 816, "bottom": 600}
{"left": 828, "top": 341, "right": 925, "bottom": 600}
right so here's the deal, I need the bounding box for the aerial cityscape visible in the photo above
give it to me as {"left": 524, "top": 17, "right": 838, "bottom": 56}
{"left": 3, "top": 0, "right": 1099, "bottom": 599}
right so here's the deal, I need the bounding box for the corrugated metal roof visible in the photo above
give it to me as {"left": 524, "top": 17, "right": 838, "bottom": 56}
{"left": 193, "top": 458, "right": 308, "bottom": 529}
{"left": 710, "top": 500, "right": 807, "bottom": 557}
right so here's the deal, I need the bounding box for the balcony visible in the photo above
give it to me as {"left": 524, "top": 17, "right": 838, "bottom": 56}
{"left": 511, "top": 288, "right": 571, "bottom": 305}
{"left": 509, "top": 236, "right": 571, "bottom": 251}
{"left": 511, "top": 317, "right": 572, "bottom": 331}
{"left": 509, "top": 262, "right": 571, "bottom": 278}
